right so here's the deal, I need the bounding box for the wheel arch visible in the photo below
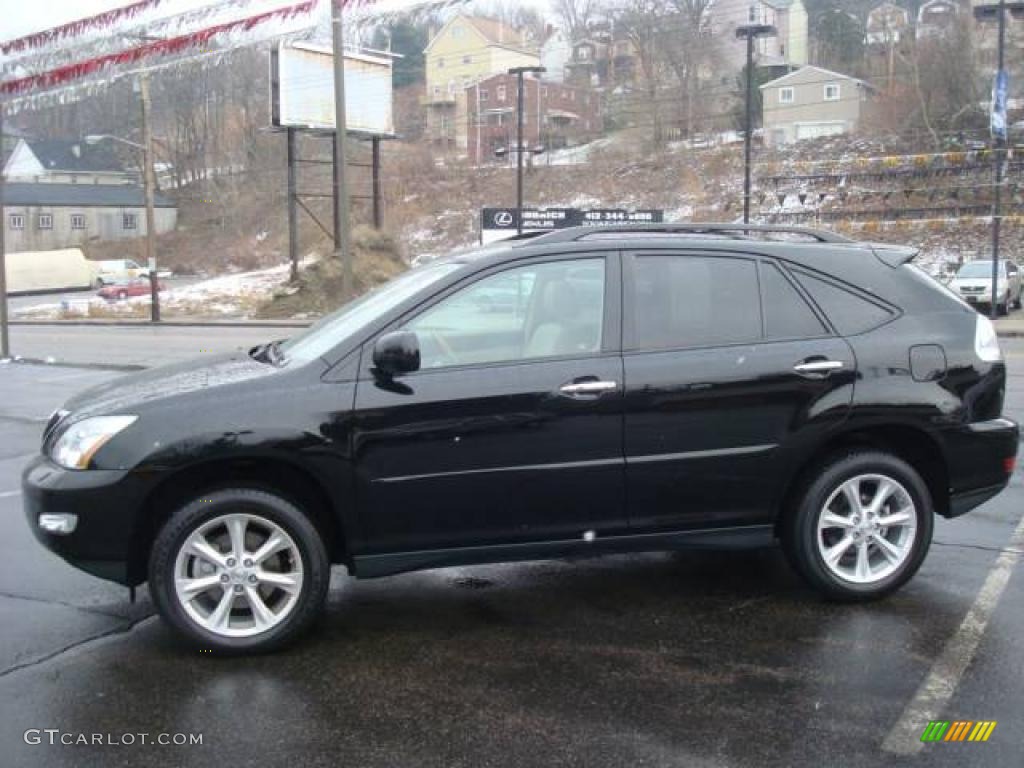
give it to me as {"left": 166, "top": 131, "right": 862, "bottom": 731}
{"left": 773, "top": 422, "right": 950, "bottom": 536}
{"left": 129, "top": 456, "right": 347, "bottom": 584}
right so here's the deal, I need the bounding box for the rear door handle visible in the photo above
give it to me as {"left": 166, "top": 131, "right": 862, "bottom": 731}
{"left": 559, "top": 380, "right": 619, "bottom": 396}
{"left": 793, "top": 360, "right": 845, "bottom": 377}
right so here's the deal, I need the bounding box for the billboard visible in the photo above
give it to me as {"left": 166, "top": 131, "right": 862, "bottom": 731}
{"left": 270, "top": 41, "right": 394, "bottom": 136}
{"left": 481, "top": 208, "right": 665, "bottom": 244}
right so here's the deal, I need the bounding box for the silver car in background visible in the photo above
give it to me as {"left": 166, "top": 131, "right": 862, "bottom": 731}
{"left": 949, "top": 260, "right": 1022, "bottom": 315}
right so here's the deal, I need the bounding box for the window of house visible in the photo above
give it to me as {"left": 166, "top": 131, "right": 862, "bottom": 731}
{"left": 433, "top": 85, "right": 441, "bottom": 98}
{"left": 480, "top": 88, "right": 489, "bottom": 101}
{"left": 37, "top": 213, "right": 53, "bottom": 230}
{"left": 462, "top": 55, "right": 472, "bottom": 64}
{"left": 627, "top": 255, "right": 761, "bottom": 350}
{"left": 437, "top": 57, "right": 445, "bottom": 68}
{"left": 71, "top": 213, "right": 86, "bottom": 230}
{"left": 406, "top": 258, "right": 605, "bottom": 369}
{"left": 9, "top": 213, "right": 25, "bottom": 230}
{"left": 779, "top": 86, "right": 794, "bottom": 104}
{"left": 123, "top": 212, "right": 138, "bottom": 230}
{"left": 824, "top": 83, "right": 840, "bottom": 101}
{"left": 447, "top": 79, "right": 456, "bottom": 95}
{"left": 541, "top": 86, "right": 548, "bottom": 98}
{"left": 497, "top": 84, "right": 507, "bottom": 101}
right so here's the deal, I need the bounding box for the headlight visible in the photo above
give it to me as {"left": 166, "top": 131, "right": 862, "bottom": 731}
{"left": 51, "top": 415, "right": 137, "bottom": 470}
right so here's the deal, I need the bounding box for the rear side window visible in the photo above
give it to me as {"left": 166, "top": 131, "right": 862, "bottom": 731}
{"left": 793, "top": 270, "right": 893, "bottom": 335}
{"left": 761, "top": 263, "right": 828, "bottom": 339}
{"left": 629, "top": 255, "right": 760, "bottom": 349}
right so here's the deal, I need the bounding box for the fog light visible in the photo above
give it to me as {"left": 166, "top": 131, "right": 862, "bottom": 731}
{"left": 38, "top": 513, "right": 78, "bottom": 535}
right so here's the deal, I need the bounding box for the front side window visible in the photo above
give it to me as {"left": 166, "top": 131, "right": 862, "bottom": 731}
{"left": 628, "top": 255, "right": 761, "bottom": 350}
{"left": 406, "top": 259, "right": 605, "bottom": 369}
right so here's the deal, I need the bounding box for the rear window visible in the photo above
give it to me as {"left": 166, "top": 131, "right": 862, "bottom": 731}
{"left": 793, "top": 270, "right": 894, "bottom": 335}
{"left": 761, "top": 263, "right": 828, "bottom": 339}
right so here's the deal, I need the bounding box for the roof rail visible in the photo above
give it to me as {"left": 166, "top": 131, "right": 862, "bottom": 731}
{"left": 524, "top": 222, "right": 854, "bottom": 245}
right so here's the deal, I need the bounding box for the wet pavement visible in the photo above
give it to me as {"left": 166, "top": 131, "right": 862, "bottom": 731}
{"left": 0, "top": 342, "right": 1021, "bottom": 768}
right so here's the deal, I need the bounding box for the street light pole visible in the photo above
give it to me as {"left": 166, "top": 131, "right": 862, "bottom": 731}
{"left": 508, "top": 65, "right": 545, "bottom": 235}
{"left": 736, "top": 19, "right": 776, "bottom": 225}
{"left": 974, "top": 0, "right": 1024, "bottom": 319}
{"left": 0, "top": 101, "right": 9, "bottom": 359}
{"left": 332, "top": 0, "right": 354, "bottom": 301}
{"left": 140, "top": 73, "right": 159, "bottom": 322}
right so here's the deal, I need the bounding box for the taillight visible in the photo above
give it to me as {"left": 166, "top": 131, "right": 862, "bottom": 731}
{"left": 1005, "top": 456, "right": 1017, "bottom": 475}
{"left": 975, "top": 315, "right": 1003, "bottom": 363}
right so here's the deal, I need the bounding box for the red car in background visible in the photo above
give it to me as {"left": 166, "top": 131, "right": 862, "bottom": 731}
{"left": 97, "top": 278, "right": 165, "bottom": 301}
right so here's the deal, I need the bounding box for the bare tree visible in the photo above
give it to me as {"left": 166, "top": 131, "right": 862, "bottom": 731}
{"left": 551, "top": 0, "right": 597, "bottom": 41}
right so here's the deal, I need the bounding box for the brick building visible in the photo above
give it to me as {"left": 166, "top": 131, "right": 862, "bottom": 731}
{"left": 465, "top": 73, "right": 602, "bottom": 165}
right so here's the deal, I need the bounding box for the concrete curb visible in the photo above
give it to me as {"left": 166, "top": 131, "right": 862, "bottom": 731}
{"left": 7, "top": 319, "right": 311, "bottom": 328}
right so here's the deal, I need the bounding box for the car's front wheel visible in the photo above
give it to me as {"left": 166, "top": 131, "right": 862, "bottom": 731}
{"left": 782, "top": 452, "right": 933, "bottom": 601}
{"left": 149, "top": 488, "right": 330, "bottom": 653}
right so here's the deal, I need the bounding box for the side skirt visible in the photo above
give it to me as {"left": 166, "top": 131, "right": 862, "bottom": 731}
{"left": 352, "top": 525, "right": 776, "bottom": 579}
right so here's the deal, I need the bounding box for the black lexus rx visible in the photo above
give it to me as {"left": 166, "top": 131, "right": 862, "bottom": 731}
{"left": 24, "top": 224, "right": 1019, "bottom": 653}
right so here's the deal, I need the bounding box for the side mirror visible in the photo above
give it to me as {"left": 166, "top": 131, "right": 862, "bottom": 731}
{"left": 372, "top": 331, "right": 420, "bottom": 378}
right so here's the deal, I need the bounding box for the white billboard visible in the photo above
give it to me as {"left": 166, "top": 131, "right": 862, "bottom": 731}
{"left": 271, "top": 41, "right": 394, "bottom": 136}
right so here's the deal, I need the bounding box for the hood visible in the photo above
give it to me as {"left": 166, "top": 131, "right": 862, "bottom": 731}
{"left": 63, "top": 351, "right": 282, "bottom": 420}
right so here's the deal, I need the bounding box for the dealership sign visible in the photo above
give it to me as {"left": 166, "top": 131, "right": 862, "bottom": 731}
{"left": 481, "top": 208, "right": 664, "bottom": 243}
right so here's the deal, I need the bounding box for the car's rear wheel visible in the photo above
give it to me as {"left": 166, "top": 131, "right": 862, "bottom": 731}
{"left": 782, "top": 452, "right": 933, "bottom": 601}
{"left": 149, "top": 488, "right": 329, "bottom": 653}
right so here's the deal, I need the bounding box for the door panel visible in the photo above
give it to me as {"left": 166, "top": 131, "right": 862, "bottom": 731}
{"left": 624, "top": 338, "right": 854, "bottom": 530}
{"left": 353, "top": 356, "right": 625, "bottom": 553}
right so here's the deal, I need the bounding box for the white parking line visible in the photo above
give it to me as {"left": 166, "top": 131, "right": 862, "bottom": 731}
{"left": 882, "top": 512, "right": 1024, "bottom": 755}
{"left": 0, "top": 490, "right": 22, "bottom": 499}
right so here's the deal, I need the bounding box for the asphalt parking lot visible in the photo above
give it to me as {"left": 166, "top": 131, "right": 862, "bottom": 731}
{"left": 0, "top": 338, "right": 1021, "bottom": 768}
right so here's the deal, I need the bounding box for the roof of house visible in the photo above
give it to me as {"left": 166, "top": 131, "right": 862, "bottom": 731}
{"left": 426, "top": 14, "right": 536, "bottom": 56}
{"left": 24, "top": 139, "right": 127, "bottom": 174}
{"left": 759, "top": 65, "right": 875, "bottom": 91}
{"left": 3, "top": 182, "right": 176, "bottom": 208}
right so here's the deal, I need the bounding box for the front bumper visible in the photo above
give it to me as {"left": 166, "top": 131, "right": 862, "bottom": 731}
{"left": 943, "top": 418, "right": 1019, "bottom": 518}
{"left": 22, "top": 455, "right": 152, "bottom": 585}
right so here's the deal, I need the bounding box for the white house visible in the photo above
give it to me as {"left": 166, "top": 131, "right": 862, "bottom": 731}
{"left": 760, "top": 65, "right": 875, "bottom": 145}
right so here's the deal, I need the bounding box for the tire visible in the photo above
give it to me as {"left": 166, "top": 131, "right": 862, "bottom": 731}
{"left": 781, "top": 451, "right": 934, "bottom": 602}
{"left": 149, "top": 488, "right": 330, "bottom": 654}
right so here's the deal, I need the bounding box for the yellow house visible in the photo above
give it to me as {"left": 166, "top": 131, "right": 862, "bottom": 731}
{"left": 424, "top": 15, "right": 540, "bottom": 148}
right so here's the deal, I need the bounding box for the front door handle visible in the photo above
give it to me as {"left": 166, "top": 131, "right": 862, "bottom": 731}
{"left": 793, "top": 359, "right": 845, "bottom": 377}
{"left": 559, "top": 380, "right": 619, "bottom": 396}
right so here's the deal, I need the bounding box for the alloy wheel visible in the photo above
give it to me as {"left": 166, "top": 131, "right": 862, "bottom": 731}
{"left": 816, "top": 473, "right": 918, "bottom": 584}
{"left": 173, "top": 512, "right": 304, "bottom": 638}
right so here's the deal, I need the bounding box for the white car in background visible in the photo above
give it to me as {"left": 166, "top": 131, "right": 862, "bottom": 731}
{"left": 949, "top": 259, "right": 1022, "bottom": 315}
{"left": 92, "top": 259, "right": 172, "bottom": 286}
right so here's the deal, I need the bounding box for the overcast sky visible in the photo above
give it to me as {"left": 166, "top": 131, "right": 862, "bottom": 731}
{"left": 2, "top": 1, "right": 137, "bottom": 39}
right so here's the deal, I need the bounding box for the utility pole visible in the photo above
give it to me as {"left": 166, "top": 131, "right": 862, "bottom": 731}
{"left": 974, "top": 0, "right": 1024, "bottom": 319}
{"left": 736, "top": 17, "right": 776, "bottom": 225}
{"left": 332, "top": 0, "right": 354, "bottom": 301}
{"left": 286, "top": 127, "right": 298, "bottom": 282}
{"left": 508, "top": 65, "right": 545, "bottom": 235}
{"left": 140, "top": 73, "right": 159, "bottom": 322}
{"left": 0, "top": 100, "right": 9, "bottom": 359}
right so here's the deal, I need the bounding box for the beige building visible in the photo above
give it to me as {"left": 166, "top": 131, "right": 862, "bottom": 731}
{"left": 714, "top": 0, "right": 809, "bottom": 72}
{"left": 423, "top": 14, "right": 540, "bottom": 148}
{"left": 760, "top": 65, "right": 874, "bottom": 145}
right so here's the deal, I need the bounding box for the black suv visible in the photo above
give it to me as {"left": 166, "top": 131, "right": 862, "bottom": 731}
{"left": 24, "top": 224, "right": 1018, "bottom": 653}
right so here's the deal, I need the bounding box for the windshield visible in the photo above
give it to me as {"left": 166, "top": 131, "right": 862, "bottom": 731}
{"left": 280, "top": 261, "right": 463, "bottom": 364}
{"left": 957, "top": 261, "right": 1001, "bottom": 279}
